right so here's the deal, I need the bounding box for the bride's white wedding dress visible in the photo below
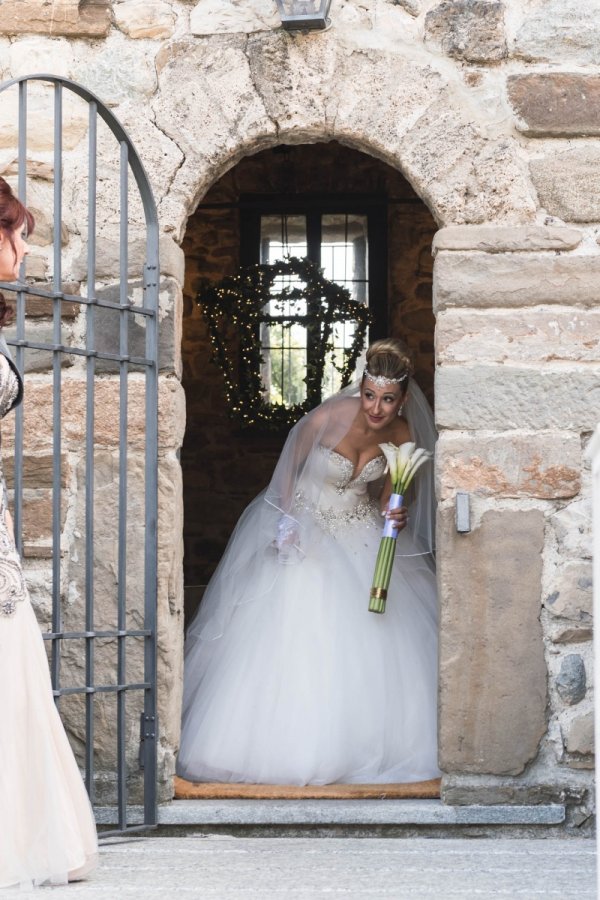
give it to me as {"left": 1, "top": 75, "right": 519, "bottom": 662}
{"left": 0, "top": 352, "right": 98, "bottom": 889}
{"left": 178, "top": 387, "right": 440, "bottom": 786}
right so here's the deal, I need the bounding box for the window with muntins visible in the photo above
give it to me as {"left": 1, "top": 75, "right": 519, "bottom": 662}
{"left": 241, "top": 196, "right": 387, "bottom": 409}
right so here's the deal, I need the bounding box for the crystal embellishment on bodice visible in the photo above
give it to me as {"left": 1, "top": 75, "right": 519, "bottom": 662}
{"left": 324, "top": 447, "right": 386, "bottom": 495}
{"left": 294, "top": 446, "right": 385, "bottom": 537}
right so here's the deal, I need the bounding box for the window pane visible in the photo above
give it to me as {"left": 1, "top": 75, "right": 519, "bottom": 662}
{"left": 321, "top": 214, "right": 368, "bottom": 398}
{"left": 259, "top": 216, "right": 308, "bottom": 407}
{"left": 260, "top": 215, "right": 307, "bottom": 264}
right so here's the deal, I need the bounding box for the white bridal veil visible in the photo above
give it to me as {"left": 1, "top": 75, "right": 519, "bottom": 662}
{"left": 187, "top": 378, "right": 437, "bottom": 643}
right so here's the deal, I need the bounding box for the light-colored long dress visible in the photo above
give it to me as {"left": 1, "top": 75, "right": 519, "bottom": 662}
{"left": 0, "top": 354, "right": 98, "bottom": 890}
{"left": 178, "top": 443, "right": 440, "bottom": 786}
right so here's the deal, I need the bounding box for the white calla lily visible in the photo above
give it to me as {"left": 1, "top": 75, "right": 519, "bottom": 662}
{"left": 378, "top": 442, "right": 400, "bottom": 482}
{"left": 402, "top": 448, "right": 433, "bottom": 491}
{"left": 378, "top": 441, "right": 431, "bottom": 494}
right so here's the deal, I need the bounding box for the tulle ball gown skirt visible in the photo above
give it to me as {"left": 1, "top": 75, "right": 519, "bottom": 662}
{"left": 0, "top": 598, "right": 98, "bottom": 889}
{"left": 178, "top": 519, "right": 441, "bottom": 786}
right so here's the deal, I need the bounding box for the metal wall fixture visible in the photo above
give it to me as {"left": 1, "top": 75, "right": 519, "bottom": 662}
{"left": 276, "top": 0, "right": 332, "bottom": 30}
{"left": 0, "top": 74, "right": 160, "bottom": 837}
{"left": 455, "top": 492, "right": 471, "bottom": 534}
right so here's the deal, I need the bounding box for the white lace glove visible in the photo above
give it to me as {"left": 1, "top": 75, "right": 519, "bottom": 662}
{"left": 275, "top": 514, "right": 300, "bottom": 564}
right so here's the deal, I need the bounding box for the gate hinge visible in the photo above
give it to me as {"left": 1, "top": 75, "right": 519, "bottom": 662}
{"left": 143, "top": 263, "right": 158, "bottom": 291}
{"left": 139, "top": 712, "right": 158, "bottom": 769}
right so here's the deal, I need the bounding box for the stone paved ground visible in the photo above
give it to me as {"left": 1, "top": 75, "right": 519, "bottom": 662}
{"left": 15, "top": 836, "right": 596, "bottom": 900}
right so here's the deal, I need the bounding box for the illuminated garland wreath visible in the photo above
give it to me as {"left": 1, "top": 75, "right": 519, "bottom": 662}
{"left": 197, "top": 256, "right": 372, "bottom": 430}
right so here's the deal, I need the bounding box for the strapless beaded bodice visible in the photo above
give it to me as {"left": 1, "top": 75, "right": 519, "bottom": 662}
{"left": 294, "top": 445, "right": 385, "bottom": 536}
{"left": 321, "top": 446, "right": 385, "bottom": 495}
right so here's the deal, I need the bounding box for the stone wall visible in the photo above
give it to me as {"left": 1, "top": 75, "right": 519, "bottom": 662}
{"left": 0, "top": 0, "right": 597, "bottom": 822}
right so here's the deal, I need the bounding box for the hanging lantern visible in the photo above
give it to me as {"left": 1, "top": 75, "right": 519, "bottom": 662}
{"left": 276, "top": 0, "right": 332, "bottom": 31}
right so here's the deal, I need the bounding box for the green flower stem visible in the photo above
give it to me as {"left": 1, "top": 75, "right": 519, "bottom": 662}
{"left": 369, "top": 534, "right": 398, "bottom": 613}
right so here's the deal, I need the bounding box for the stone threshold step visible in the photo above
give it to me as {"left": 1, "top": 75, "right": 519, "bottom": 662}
{"left": 96, "top": 799, "right": 565, "bottom": 827}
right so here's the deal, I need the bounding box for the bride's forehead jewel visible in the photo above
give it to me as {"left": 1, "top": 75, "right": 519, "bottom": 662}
{"left": 362, "top": 367, "right": 408, "bottom": 389}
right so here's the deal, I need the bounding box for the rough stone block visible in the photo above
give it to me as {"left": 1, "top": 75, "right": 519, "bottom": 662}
{"left": 530, "top": 147, "right": 600, "bottom": 223}
{"left": 20, "top": 489, "right": 66, "bottom": 542}
{"left": 79, "top": 41, "right": 158, "bottom": 105}
{"left": 548, "top": 624, "right": 593, "bottom": 645}
{"left": 563, "top": 711, "right": 594, "bottom": 756}
{"left": 436, "top": 309, "right": 600, "bottom": 366}
{"left": 545, "top": 560, "right": 593, "bottom": 623}
{"left": 190, "top": 0, "right": 279, "bottom": 35}
{"left": 153, "top": 37, "right": 276, "bottom": 187}
{"left": 550, "top": 499, "right": 592, "bottom": 561}
{"left": 438, "top": 508, "right": 547, "bottom": 775}
{"left": 0, "top": 0, "right": 111, "bottom": 37}
{"left": 8, "top": 35, "right": 74, "bottom": 79}
{"left": 159, "top": 235, "right": 185, "bottom": 284}
{"left": 398, "top": 102, "right": 535, "bottom": 224}
{"left": 441, "top": 774, "right": 584, "bottom": 807}
{"left": 91, "top": 278, "right": 179, "bottom": 374}
{"left": 0, "top": 89, "right": 88, "bottom": 153}
{"left": 436, "top": 432, "right": 580, "bottom": 501}
{"left": 394, "top": 0, "right": 421, "bottom": 16}
{"left": 432, "top": 225, "right": 582, "bottom": 255}
{"left": 507, "top": 74, "right": 600, "bottom": 137}
{"left": 2, "top": 320, "right": 74, "bottom": 373}
{"left": 115, "top": 0, "right": 176, "bottom": 39}
{"left": 555, "top": 655, "right": 586, "bottom": 706}
{"left": 0, "top": 375, "right": 186, "bottom": 454}
{"left": 332, "top": 48, "right": 446, "bottom": 166}
{"left": 2, "top": 453, "right": 68, "bottom": 489}
{"left": 434, "top": 252, "right": 600, "bottom": 311}
{"left": 1, "top": 158, "right": 54, "bottom": 181}
{"left": 436, "top": 365, "right": 600, "bottom": 431}
{"left": 424, "top": 0, "right": 507, "bottom": 62}
{"left": 512, "top": 0, "right": 600, "bottom": 66}
{"left": 71, "top": 237, "right": 147, "bottom": 282}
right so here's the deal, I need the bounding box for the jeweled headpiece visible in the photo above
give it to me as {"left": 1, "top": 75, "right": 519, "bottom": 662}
{"left": 363, "top": 367, "right": 409, "bottom": 388}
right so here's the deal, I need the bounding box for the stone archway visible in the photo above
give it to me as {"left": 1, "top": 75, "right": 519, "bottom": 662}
{"left": 147, "top": 27, "right": 595, "bottom": 813}
{"left": 152, "top": 31, "right": 536, "bottom": 240}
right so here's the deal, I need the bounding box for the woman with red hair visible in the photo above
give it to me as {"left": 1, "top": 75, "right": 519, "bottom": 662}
{"left": 0, "top": 177, "right": 98, "bottom": 889}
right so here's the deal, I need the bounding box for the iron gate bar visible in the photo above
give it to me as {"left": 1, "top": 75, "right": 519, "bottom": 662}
{"left": 8, "top": 340, "right": 153, "bottom": 365}
{"left": 85, "top": 97, "right": 97, "bottom": 801}
{"left": 4, "top": 280, "right": 157, "bottom": 314}
{"left": 13, "top": 80, "right": 26, "bottom": 557}
{"left": 0, "top": 73, "right": 160, "bottom": 836}
{"left": 51, "top": 79, "right": 63, "bottom": 705}
{"left": 117, "top": 140, "right": 129, "bottom": 830}
{"left": 56, "top": 683, "right": 150, "bottom": 697}
{"left": 44, "top": 629, "right": 151, "bottom": 638}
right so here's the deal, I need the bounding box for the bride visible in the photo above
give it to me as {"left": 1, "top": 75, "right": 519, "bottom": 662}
{"left": 177, "top": 338, "right": 440, "bottom": 785}
{"left": 0, "top": 177, "right": 98, "bottom": 889}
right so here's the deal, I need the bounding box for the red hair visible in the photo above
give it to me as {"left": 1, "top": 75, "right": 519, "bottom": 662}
{"left": 0, "top": 176, "right": 35, "bottom": 327}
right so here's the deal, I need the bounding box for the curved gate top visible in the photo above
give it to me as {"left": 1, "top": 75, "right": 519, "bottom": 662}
{"left": 0, "top": 74, "right": 159, "bottom": 834}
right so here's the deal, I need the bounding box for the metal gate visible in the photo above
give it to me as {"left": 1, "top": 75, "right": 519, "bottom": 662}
{"left": 0, "top": 75, "right": 159, "bottom": 834}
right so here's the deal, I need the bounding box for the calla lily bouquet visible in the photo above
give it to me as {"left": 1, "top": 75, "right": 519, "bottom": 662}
{"left": 369, "top": 441, "right": 433, "bottom": 614}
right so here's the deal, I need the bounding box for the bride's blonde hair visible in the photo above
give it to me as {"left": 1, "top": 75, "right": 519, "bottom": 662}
{"left": 364, "top": 338, "right": 413, "bottom": 385}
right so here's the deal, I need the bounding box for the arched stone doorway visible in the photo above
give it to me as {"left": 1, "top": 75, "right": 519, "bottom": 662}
{"left": 151, "top": 25, "right": 593, "bottom": 820}
{"left": 181, "top": 140, "right": 437, "bottom": 615}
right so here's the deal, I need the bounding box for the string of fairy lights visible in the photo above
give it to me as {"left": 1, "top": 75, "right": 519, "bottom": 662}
{"left": 197, "top": 256, "right": 372, "bottom": 430}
